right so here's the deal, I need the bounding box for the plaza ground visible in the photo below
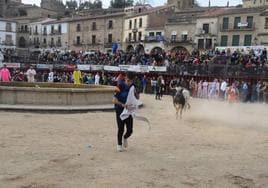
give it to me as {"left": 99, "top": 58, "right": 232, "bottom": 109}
{"left": 0, "top": 95, "right": 268, "bottom": 188}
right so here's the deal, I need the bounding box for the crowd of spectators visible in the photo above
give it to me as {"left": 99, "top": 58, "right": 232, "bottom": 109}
{"left": 1, "top": 62, "right": 268, "bottom": 104}
{"left": 2, "top": 47, "right": 268, "bottom": 77}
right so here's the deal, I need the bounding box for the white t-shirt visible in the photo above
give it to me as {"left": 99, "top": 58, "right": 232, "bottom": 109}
{"left": 95, "top": 74, "right": 100, "bottom": 85}
{"left": 220, "top": 81, "right": 227, "bottom": 91}
{"left": 48, "top": 72, "right": 54, "bottom": 82}
{"left": 26, "top": 68, "right": 36, "bottom": 82}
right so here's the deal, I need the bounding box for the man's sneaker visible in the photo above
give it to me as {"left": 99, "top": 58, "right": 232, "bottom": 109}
{"left": 117, "top": 145, "right": 124, "bottom": 152}
{"left": 123, "top": 138, "right": 128, "bottom": 148}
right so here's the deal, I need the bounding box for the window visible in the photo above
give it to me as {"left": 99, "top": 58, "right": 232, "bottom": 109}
{"left": 51, "top": 38, "right": 54, "bottom": 46}
{"left": 203, "top": 23, "right": 209, "bottom": 34}
{"left": 92, "top": 35, "right": 96, "bottom": 44}
{"left": 108, "top": 20, "right": 113, "bottom": 29}
{"left": 244, "top": 35, "right": 252, "bottom": 46}
{"left": 129, "top": 20, "right": 132, "bottom": 29}
{"left": 92, "top": 22, "right": 96, "bottom": 30}
{"left": 156, "top": 32, "right": 162, "bottom": 36}
{"left": 221, "top": 35, "right": 228, "bottom": 46}
{"left": 198, "top": 39, "right": 204, "bottom": 49}
{"left": 77, "top": 24, "right": 81, "bottom": 32}
{"left": 138, "top": 31, "right": 142, "bottom": 41}
{"left": 108, "top": 34, "right": 112, "bottom": 43}
{"left": 223, "top": 17, "right": 229, "bottom": 30}
{"left": 265, "top": 17, "right": 268, "bottom": 28}
{"left": 5, "top": 34, "right": 12, "bottom": 45}
{"left": 6, "top": 23, "right": 12, "bottom": 32}
{"left": 133, "top": 32, "right": 137, "bottom": 41}
{"left": 35, "top": 25, "right": 38, "bottom": 34}
{"left": 43, "top": 27, "right": 47, "bottom": 35}
{"left": 25, "top": 25, "right": 28, "bottom": 32}
{"left": 76, "top": 36, "right": 81, "bottom": 45}
{"left": 128, "top": 33, "right": 132, "bottom": 41}
{"left": 234, "top": 17, "right": 241, "bottom": 29}
{"left": 51, "top": 25, "right": 54, "bottom": 34}
{"left": 232, "top": 35, "right": 240, "bottom": 46}
{"left": 58, "top": 25, "right": 62, "bottom": 34}
{"left": 43, "top": 38, "right": 46, "bottom": 44}
{"left": 134, "top": 19, "right": 137, "bottom": 28}
{"left": 139, "top": 18, "right": 142, "bottom": 28}
{"left": 149, "top": 32, "right": 155, "bottom": 37}
{"left": 57, "top": 37, "right": 61, "bottom": 47}
{"left": 171, "top": 35, "right": 177, "bottom": 41}
{"left": 182, "top": 34, "right": 188, "bottom": 41}
{"left": 246, "top": 16, "right": 253, "bottom": 28}
{"left": 205, "top": 39, "right": 212, "bottom": 49}
{"left": 21, "top": 25, "right": 24, "bottom": 31}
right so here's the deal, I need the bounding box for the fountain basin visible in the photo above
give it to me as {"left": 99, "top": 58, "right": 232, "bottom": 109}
{"left": 0, "top": 82, "right": 116, "bottom": 112}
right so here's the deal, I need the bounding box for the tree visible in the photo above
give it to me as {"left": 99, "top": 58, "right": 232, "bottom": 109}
{"left": 78, "top": 0, "right": 102, "bottom": 10}
{"left": 93, "top": 0, "right": 102, "bottom": 9}
{"left": 110, "top": 0, "right": 134, "bottom": 8}
{"left": 66, "top": 0, "right": 78, "bottom": 10}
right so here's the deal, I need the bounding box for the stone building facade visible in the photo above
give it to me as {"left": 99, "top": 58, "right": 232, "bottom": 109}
{"left": 68, "top": 13, "right": 125, "bottom": 52}
{"left": 217, "top": 7, "right": 265, "bottom": 47}
{"left": 123, "top": 5, "right": 175, "bottom": 54}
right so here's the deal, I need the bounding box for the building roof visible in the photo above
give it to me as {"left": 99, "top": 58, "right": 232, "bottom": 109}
{"left": 198, "top": 8, "right": 228, "bottom": 18}
{"left": 0, "top": 18, "right": 17, "bottom": 23}
{"left": 125, "top": 4, "right": 175, "bottom": 19}
{"left": 218, "top": 6, "right": 268, "bottom": 16}
{"left": 67, "top": 12, "right": 125, "bottom": 22}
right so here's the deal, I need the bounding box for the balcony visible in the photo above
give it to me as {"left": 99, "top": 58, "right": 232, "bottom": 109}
{"left": 33, "top": 32, "right": 39, "bottom": 35}
{"left": 195, "top": 29, "right": 217, "bottom": 37}
{"left": 144, "top": 35, "right": 165, "bottom": 43}
{"left": 17, "top": 29, "right": 29, "bottom": 33}
{"left": 1, "top": 41, "right": 15, "bottom": 46}
{"left": 125, "top": 38, "right": 142, "bottom": 43}
{"left": 166, "top": 37, "right": 192, "bottom": 44}
{"left": 220, "top": 22, "right": 255, "bottom": 32}
{"left": 50, "top": 30, "right": 62, "bottom": 35}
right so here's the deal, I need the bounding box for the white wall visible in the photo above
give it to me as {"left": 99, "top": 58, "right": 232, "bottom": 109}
{"left": 0, "top": 20, "right": 17, "bottom": 48}
{"left": 124, "top": 15, "right": 148, "bottom": 41}
{"left": 42, "top": 23, "right": 68, "bottom": 34}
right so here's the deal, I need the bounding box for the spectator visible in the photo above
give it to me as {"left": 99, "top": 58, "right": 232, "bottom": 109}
{"left": 73, "top": 66, "right": 82, "bottom": 85}
{"left": 26, "top": 66, "right": 36, "bottom": 82}
{"left": 0, "top": 64, "right": 11, "bottom": 82}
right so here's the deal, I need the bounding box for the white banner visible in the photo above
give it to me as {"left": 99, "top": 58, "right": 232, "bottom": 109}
{"left": 104, "top": 66, "right": 121, "bottom": 71}
{"left": 119, "top": 65, "right": 131, "bottom": 71}
{"left": 90, "top": 65, "right": 104, "bottom": 71}
{"left": 36, "top": 64, "right": 53, "bottom": 69}
{"left": 77, "top": 64, "right": 90, "bottom": 71}
{"left": 148, "top": 66, "right": 167, "bottom": 72}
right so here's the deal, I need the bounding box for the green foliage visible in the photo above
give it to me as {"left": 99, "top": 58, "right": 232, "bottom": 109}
{"left": 66, "top": 0, "right": 78, "bottom": 10}
{"left": 78, "top": 0, "right": 103, "bottom": 10}
{"left": 110, "top": 0, "right": 134, "bottom": 8}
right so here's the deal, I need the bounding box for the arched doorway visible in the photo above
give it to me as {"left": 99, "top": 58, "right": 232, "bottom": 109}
{"left": 126, "top": 45, "right": 134, "bottom": 53}
{"left": 135, "top": 44, "right": 144, "bottom": 55}
{"left": 151, "top": 47, "right": 163, "bottom": 55}
{"left": 151, "top": 47, "right": 164, "bottom": 64}
{"left": 18, "top": 37, "right": 26, "bottom": 48}
{"left": 170, "top": 46, "right": 190, "bottom": 58}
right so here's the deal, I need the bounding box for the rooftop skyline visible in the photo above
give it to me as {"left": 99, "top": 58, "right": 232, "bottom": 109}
{"left": 21, "top": 0, "right": 243, "bottom": 8}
